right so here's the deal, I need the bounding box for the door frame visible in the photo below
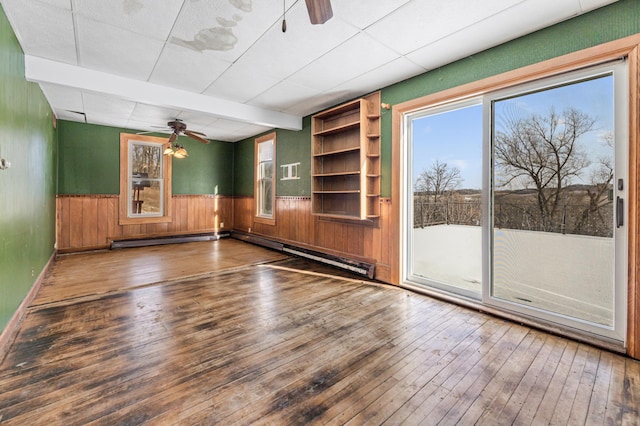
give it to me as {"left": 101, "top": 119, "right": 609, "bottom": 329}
{"left": 391, "top": 34, "right": 640, "bottom": 357}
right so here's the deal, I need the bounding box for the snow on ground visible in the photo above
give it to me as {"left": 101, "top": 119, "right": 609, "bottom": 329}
{"left": 411, "top": 224, "right": 613, "bottom": 326}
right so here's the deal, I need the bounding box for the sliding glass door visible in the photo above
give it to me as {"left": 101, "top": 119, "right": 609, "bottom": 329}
{"left": 405, "top": 61, "right": 627, "bottom": 341}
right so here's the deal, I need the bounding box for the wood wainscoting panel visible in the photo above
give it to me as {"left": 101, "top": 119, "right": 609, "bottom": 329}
{"left": 56, "top": 195, "right": 233, "bottom": 252}
{"left": 233, "top": 196, "right": 397, "bottom": 284}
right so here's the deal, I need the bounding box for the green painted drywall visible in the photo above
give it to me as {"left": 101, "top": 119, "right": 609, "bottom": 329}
{"left": 233, "top": 137, "right": 255, "bottom": 197}
{"left": 172, "top": 138, "right": 234, "bottom": 195}
{"left": 57, "top": 121, "right": 234, "bottom": 195}
{"left": 0, "top": 4, "right": 57, "bottom": 332}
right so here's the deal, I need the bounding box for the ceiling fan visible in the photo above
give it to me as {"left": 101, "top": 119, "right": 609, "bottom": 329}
{"left": 165, "top": 119, "right": 210, "bottom": 145}
{"left": 305, "top": 0, "right": 333, "bottom": 25}
{"left": 159, "top": 119, "right": 209, "bottom": 158}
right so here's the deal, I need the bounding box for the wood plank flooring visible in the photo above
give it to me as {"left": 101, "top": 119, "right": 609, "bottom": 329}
{"left": 0, "top": 239, "right": 639, "bottom": 425}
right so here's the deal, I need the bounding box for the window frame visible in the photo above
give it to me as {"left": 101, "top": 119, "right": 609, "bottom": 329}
{"left": 119, "top": 133, "right": 172, "bottom": 225}
{"left": 254, "top": 132, "right": 276, "bottom": 226}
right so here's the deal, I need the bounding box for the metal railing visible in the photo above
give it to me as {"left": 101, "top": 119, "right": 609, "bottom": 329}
{"left": 413, "top": 200, "right": 613, "bottom": 237}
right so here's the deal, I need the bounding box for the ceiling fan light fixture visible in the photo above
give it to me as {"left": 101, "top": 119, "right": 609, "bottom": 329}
{"left": 163, "top": 144, "right": 174, "bottom": 155}
{"left": 173, "top": 146, "right": 188, "bottom": 158}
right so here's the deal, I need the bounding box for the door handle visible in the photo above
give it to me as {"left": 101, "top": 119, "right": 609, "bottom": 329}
{"left": 616, "top": 196, "right": 624, "bottom": 228}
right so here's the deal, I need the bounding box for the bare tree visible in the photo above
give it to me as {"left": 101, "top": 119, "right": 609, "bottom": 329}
{"left": 415, "top": 160, "right": 462, "bottom": 203}
{"left": 494, "top": 107, "right": 595, "bottom": 231}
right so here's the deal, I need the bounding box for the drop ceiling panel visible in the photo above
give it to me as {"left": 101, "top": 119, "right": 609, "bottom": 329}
{"left": 168, "top": 0, "right": 283, "bottom": 63}
{"left": 225, "top": 2, "right": 359, "bottom": 83}
{"left": 76, "top": 17, "right": 165, "bottom": 80}
{"left": 82, "top": 93, "right": 136, "bottom": 120}
{"left": 38, "top": 0, "right": 71, "bottom": 10}
{"left": 202, "top": 64, "right": 281, "bottom": 103}
{"left": 1, "top": 0, "right": 77, "bottom": 65}
{"left": 149, "top": 43, "right": 232, "bottom": 93}
{"left": 128, "top": 103, "right": 181, "bottom": 124}
{"left": 249, "top": 80, "right": 322, "bottom": 112}
{"left": 331, "top": 57, "right": 426, "bottom": 97}
{"left": 365, "top": 0, "right": 523, "bottom": 56}
{"left": 333, "top": 0, "right": 411, "bottom": 29}
{"left": 39, "top": 83, "right": 84, "bottom": 113}
{"left": 71, "top": 0, "right": 183, "bottom": 40}
{"left": 288, "top": 33, "right": 400, "bottom": 92}
{"left": 407, "top": 0, "right": 583, "bottom": 70}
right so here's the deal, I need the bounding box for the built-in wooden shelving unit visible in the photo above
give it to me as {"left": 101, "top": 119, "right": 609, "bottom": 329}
{"left": 311, "top": 92, "right": 381, "bottom": 221}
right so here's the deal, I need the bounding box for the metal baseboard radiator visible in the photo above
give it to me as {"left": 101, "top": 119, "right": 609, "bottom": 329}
{"left": 231, "top": 231, "right": 375, "bottom": 279}
{"left": 111, "top": 232, "right": 230, "bottom": 249}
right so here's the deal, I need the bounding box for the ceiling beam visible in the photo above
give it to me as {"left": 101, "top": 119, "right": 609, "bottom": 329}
{"left": 24, "top": 55, "right": 302, "bottom": 131}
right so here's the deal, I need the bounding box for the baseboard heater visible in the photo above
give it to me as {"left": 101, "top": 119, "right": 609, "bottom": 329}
{"left": 231, "top": 231, "right": 375, "bottom": 279}
{"left": 111, "top": 232, "right": 230, "bottom": 249}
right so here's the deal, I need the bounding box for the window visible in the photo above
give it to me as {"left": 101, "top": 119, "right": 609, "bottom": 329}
{"left": 119, "top": 133, "right": 172, "bottom": 225}
{"left": 255, "top": 132, "right": 276, "bottom": 225}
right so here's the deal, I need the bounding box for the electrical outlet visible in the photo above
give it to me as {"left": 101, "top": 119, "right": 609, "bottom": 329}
{"left": 248, "top": 227, "right": 252, "bottom": 233}
{"left": 220, "top": 222, "right": 224, "bottom": 228}
{"left": 31, "top": 267, "right": 34, "bottom": 277}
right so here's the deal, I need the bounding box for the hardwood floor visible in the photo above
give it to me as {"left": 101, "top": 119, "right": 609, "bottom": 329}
{"left": 0, "top": 239, "right": 638, "bottom": 425}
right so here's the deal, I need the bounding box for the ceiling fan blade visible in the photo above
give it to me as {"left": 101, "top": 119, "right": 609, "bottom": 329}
{"left": 305, "top": 0, "right": 333, "bottom": 24}
{"left": 186, "top": 130, "right": 207, "bottom": 136}
{"left": 168, "top": 132, "right": 178, "bottom": 144}
{"left": 185, "top": 130, "right": 210, "bottom": 144}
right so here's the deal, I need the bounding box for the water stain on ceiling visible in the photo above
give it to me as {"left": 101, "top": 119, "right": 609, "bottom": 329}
{"left": 171, "top": 0, "right": 252, "bottom": 52}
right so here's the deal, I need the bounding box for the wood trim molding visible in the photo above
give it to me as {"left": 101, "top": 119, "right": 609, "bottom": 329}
{"left": 118, "top": 133, "right": 173, "bottom": 226}
{"left": 0, "top": 251, "right": 56, "bottom": 360}
{"left": 392, "top": 34, "right": 640, "bottom": 358}
{"left": 254, "top": 132, "right": 277, "bottom": 226}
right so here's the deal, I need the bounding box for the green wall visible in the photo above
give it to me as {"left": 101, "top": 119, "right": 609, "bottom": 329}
{"left": 232, "top": 0, "right": 640, "bottom": 198}
{"left": 0, "top": 4, "right": 57, "bottom": 331}
{"left": 57, "top": 120, "right": 234, "bottom": 195}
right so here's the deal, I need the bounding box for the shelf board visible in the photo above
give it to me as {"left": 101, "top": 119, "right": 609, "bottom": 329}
{"left": 366, "top": 174, "right": 379, "bottom": 178}
{"left": 367, "top": 133, "right": 380, "bottom": 138}
{"left": 313, "top": 171, "right": 360, "bottom": 177}
{"left": 313, "top": 120, "right": 360, "bottom": 136}
{"left": 366, "top": 153, "right": 380, "bottom": 158}
{"left": 313, "top": 212, "right": 363, "bottom": 220}
{"left": 313, "top": 146, "right": 360, "bottom": 157}
{"left": 313, "top": 190, "right": 361, "bottom": 194}
{"left": 313, "top": 99, "right": 361, "bottom": 119}
{"left": 366, "top": 215, "right": 380, "bottom": 219}
{"left": 367, "top": 114, "right": 380, "bottom": 119}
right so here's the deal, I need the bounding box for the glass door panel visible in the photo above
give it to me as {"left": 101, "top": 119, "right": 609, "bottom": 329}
{"left": 490, "top": 72, "right": 623, "bottom": 330}
{"left": 408, "top": 102, "right": 483, "bottom": 298}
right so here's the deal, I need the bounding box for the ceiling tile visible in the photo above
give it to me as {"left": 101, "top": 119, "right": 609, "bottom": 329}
{"left": 217, "top": 1, "right": 359, "bottom": 83}
{"left": 406, "top": 0, "right": 582, "bottom": 70}
{"left": 168, "top": 0, "right": 283, "bottom": 63}
{"left": 248, "top": 81, "right": 322, "bottom": 112}
{"left": 129, "top": 103, "right": 181, "bottom": 125}
{"left": 72, "top": 0, "right": 184, "bottom": 40}
{"left": 202, "top": 63, "right": 281, "bottom": 104}
{"left": 55, "top": 110, "right": 87, "bottom": 122}
{"left": 39, "top": 0, "right": 71, "bottom": 9}
{"left": 39, "top": 83, "right": 84, "bottom": 113}
{"left": 82, "top": 93, "right": 136, "bottom": 120}
{"left": 149, "top": 43, "right": 232, "bottom": 93}
{"left": 1, "top": 0, "right": 77, "bottom": 64}
{"left": 76, "top": 17, "right": 165, "bottom": 80}
{"left": 287, "top": 32, "right": 400, "bottom": 92}
{"left": 366, "top": 0, "right": 522, "bottom": 55}
{"left": 333, "top": 0, "right": 411, "bottom": 29}
{"left": 331, "top": 57, "right": 426, "bottom": 97}
{"left": 578, "top": 0, "right": 620, "bottom": 12}
{"left": 175, "top": 110, "right": 217, "bottom": 129}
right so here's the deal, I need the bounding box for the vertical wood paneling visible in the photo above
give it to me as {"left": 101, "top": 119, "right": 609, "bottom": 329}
{"left": 232, "top": 196, "right": 396, "bottom": 284}
{"left": 57, "top": 195, "right": 233, "bottom": 251}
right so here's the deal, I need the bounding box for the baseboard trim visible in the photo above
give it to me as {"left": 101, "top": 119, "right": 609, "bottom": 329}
{"left": 0, "top": 251, "right": 56, "bottom": 361}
